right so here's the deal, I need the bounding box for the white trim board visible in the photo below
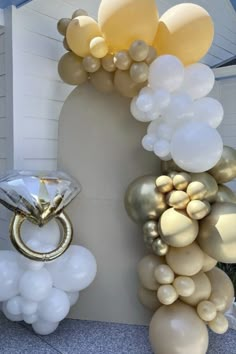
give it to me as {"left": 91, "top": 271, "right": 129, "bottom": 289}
{"left": 214, "top": 65, "right": 236, "bottom": 80}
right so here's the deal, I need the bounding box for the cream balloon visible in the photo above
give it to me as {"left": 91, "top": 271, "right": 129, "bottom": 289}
{"left": 154, "top": 265, "right": 174, "bottom": 285}
{"left": 138, "top": 286, "right": 161, "bottom": 312}
{"left": 201, "top": 254, "right": 217, "bottom": 273}
{"left": 180, "top": 273, "right": 211, "bottom": 306}
{"left": 157, "top": 285, "right": 178, "bottom": 305}
{"left": 173, "top": 172, "right": 191, "bottom": 191}
{"left": 166, "top": 191, "right": 190, "bottom": 209}
{"left": 187, "top": 181, "right": 208, "bottom": 201}
{"left": 155, "top": 175, "right": 173, "bottom": 193}
{"left": 186, "top": 200, "right": 211, "bottom": 220}
{"left": 190, "top": 173, "right": 218, "bottom": 202}
{"left": 138, "top": 255, "right": 164, "bottom": 291}
{"left": 173, "top": 276, "right": 195, "bottom": 297}
{"left": 208, "top": 313, "right": 229, "bottom": 334}
{"left": 89, "top": 37, "right": 108, "bottom": 58}
{"left": 197, "top": 301, "right": 217, "bottom": 322}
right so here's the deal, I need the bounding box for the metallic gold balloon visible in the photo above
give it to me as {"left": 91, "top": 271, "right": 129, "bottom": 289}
{"left": 152, "top": 238, "right": 169, "bottom": 256}
{"left": 207, "top": 267, "right": 234, "bottom": 312}
{"left": 187, "top": 181, "right": 207, "bottom": 201}
{"left": 159, "top": 209, "right": 199, "bottom": 247}
{"left": 138, "top": 286, "right": 161, "bottom": 312}
{"left": 208, "top": 146, "right": 236, "bottom": 184}
{"left": 143, "top": 220, "right": 159, "bottom": 238}
{"left": 82, "top": 56, "right": 101, "bottom": 73}
{"left": 114, "top": 70, "right": 145, "bottom": 98}
{"left": 58, "top": 52, "right": 88, "bottom": 85}
{"left": 89, "top": 37, "right": 109, "bottom": 58}
{"left": 186, "top": 200, "right": 211, "bottom": 220}
{"left": 166, "top": 242, "right": 204, "bottom": 276}
{"left": 173, "top": 172, "right": 191, "bottom": 191}
{"left": 101, "top": 54, "right": 116, "bottom": 72}
{"left": 138, "top": 254, "right": 164, "bottom": 290}
{"left": 125, "top": 176, "right": 167, "bottom": 224}
{"left": 90, "top": 68, "right": 114, "bottom": 93}
{"left": 166, "top": 191, "right": 190, "bottom": 209}
{"left": 173, "top": 276, "right": 195, "bottom": 297}
{"left": 57, "top": 18, "right": 71, "bottom": 36}
{"left": 180, "top": 272, "right": 211, "bottom": 306}
{"left": 197, "top": 301, "right": 217, "bottom": 322}
{"left": 72, "top": 9, "right": 88, "bottom": 19}
{"left": 63, "top": 37, "right": 71, "bottom": 51}
{"left": 201, "top": 253, "right": 217, "bottom": 272}
{"left": 198, "top": 202, "right": 236, "bottom": 263}
{"left": 156, "top": 175, "right": 173, "bottom": 193}
{"left": 145, "top": 46, "right": 157, "bottom": 65}
{"left": 216, "top": 184, "right": 236, "bottom": 204}
{"left": 129, "top": 62, "right": 149, "bottom": 83}
{"left": 190, "top": 173, "right": 218, "bottom": 202}
{"left": 114, "top": 51, "right": 132, "bottom": 70}
{"left": 129, "top": 40, "right": 149, "bottom": 62}
{"left": 161, "top": 160, "right": 182, "bottom": 174}
{"left": 149, "top": 301, "right": 209, "bottom": 354}
{"left": 208, "top": 313, "right": 229, "bottom": 334}
{"left": 157, "top": 285, "right": 178, "bottom": 305}
{"left": 154, "top": 264, "right": 174, "bottom": 285}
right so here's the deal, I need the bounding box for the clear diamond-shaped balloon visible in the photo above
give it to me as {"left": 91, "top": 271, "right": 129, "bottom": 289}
{"left": 0, "top": 171, "right": 81, "bottom": 225}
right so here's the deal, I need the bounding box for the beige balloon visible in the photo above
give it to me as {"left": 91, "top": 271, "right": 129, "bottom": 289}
{"left": 166, "top": 190, "right": 190, "bottom": 209}
{"left": 114, "top": 51, "right": 132, "bottom": 70}
{"left": 187, "top": 181, "right": 207, "bottom": 201}
{"left": 166, "top": 242, "right": 204, "bottom": 276}
{"left": 157, "top": 285, "right": 178, "bottom": 305}
{"left": 63, "top": 37, "right": 71, "bottom": 51}
{"left": 152, "top": 238, "right": 169, "bottom": 256}
{"left": 72, "top": 9, "right": 88, "bottom": 19}
{"left": 138, "top": 254, "right": 164, "bottom": 290}
{"left": 208, "top": 146, "right": 236, "bottom": 184}
{"left": 180, "top": 273, "right": 211, "bottom": 306}
{"left": 161, "top": 160, "right": 182, "bottom": 174}
{"left": 58, "top": 52, "right": 88, "bottom": 85}
{"left": 207, "top": 267, "right": 234, "bottom": 312}
{"left": 186, "top": 200, "right": 211, "bottom": 220}
{"left": 208, "top": 313, "right": 229, "bottom": 334}
{"left": 130, "top": 62, "right": 149, "bottom": 84}
{"left": 197, "top": 301, "right": 217, "bottom": 322}
{"left": 129, "top": 40, "right": 149, "bottom": 62}
{"left": 159, "top": 208, "right": 199, "bottom": 247}
{"left": 201, "top": 253, "right": 217, "bottom": 272}
{"left": 82, "top": 56, "right": 101, "bottom": 73}
{"left": 149, "top": 301, "right": 209, "bottom": 354}
{"left": 90, "top": 68, "right": 114, "bottom": 93}
{"left": 216, "top": 184, "right": 236, "bottom": 204}
{"left": 145, "top": 46, "right": 157, "bottom": 65}
{"left": 190, "top": 173, "right": 218, "bottom": 202}
{"left": 138, "top": 286, "right": 161, "bottom": 312}
{"left": 173, "top": 276, "right": 195, "bottom": 297}
{"left": 198, "top": 202, "right": 236, "bottom": 263}
{"left": 173, "top": 172, "right": 191, "bottom": 191}
{"left": 114, "top": 70, "right": 145, "bottom": 98}
{"left": 89, "top": 37, "right": 109, "bottom": 58}
{"left": 57, "top": 18, "right": 71, "bottom": 36}
{"left": 154, "top": 264, "right": 175, "bottom": 285}
{"left": 101, "top": 54, "right": 116, "bottom": 72}
{"left": 156, "top": 175, "right": 173, "bottom": 193}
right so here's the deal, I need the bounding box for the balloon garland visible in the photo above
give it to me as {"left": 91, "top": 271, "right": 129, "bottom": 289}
{"left": 57, "top": 1, "right": 236, "bottom": 353}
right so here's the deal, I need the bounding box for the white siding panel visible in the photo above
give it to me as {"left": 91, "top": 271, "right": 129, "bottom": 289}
{"left": 24, "top": 118, "right": 58, "bottom": 139}
{"left": 22, "top": 53, "right": 60, "bottom": 81}
{"left": 23, "top": 158, "right": 58, "bottom": 170}
{"left": 24, "top": 139, "right": 58, "bottom": 159}
{"left": 24, "top": 97, "right": 63, "bottom": 120}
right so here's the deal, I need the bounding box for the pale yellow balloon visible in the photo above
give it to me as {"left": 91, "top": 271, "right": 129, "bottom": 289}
{"left": 90, "top": 68, "right": 114, "bottom": 93}
{"left": 90, "top": 37, "right": 109, "bottom": 58}
{"left": 58, "top": 52, "right": 88, "bottom": 85}
{"left": 114, "top": 70, "right": 147, "bottom": 98}
{"left": 159, "top": 209, "right": 199, "bottom": 247}
{"left": 166, "top": 242, "right": 204, "bottom": 276}
{"left": 190, "top": 173, "right": 218, "bottom": 202}
{"left": 173, "top": 172, "right": 191, "bottom": 191}
{"left": 197, "top": 301, "right": 217, "bottom": 322}
{"left": 154, "top": 264, "right": 174, "bottom": 285}
{"left": 166, "top": 190, "right": 190, "bottom": 209}
{"left": 156, "top": 175, "right": 173, "bottom": 193}
{"left": 152, "top": 238, "right": 169, "bottom": 257}
{"left": 66, "top": 16, "right": 102, "bottom": 58}
{"left": 208, "top": 313, "right": 229, "bottom": 334}
{"left": 153, "top": 3, "right": 214, "bottom": 66}
{"left": 216, "top": 184, "right": 236, "bottom": 204}
{"left": 101, "top": 54, "right": 116, "bottom": 72}
{"left": 180, "top": 273, "right": 211, "bottom": 306}
{"left": 208, "top": 146, "right": 236, "bottom": 184}
{"left": 138, "top": 254, "right": 164, "bottom": 290}
{"left": 98, "top": 0, "right": 159, "bottom": 52}
{"left": 187, "top": 181, "right": 207, "bottom": 201}
{"left": 173, "top": 276, "right": 195, "bottom": 297}
{"left": 207, "top": 267, "right": 234, "bottom": 312}
{"left": 138, "top": 286, "right": 161, "bottom": 312}
{"left": 201, "top": 253, "right": 217, "bottom": 273}
{"left": 186, "top": 200, "right": 211, "bottom": 220}
{"left": 198, "top": 202, "right": 236, "bottom": 263}
{"left": 157, "top": 285, "right": 178, "bottom": 305}
{"left": 149, "top": 302, "right": 209, "bottom": 354}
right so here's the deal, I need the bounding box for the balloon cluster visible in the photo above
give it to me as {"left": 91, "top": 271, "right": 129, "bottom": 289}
{"left": 0, "top": 221, "right": 97, "bottom": 335}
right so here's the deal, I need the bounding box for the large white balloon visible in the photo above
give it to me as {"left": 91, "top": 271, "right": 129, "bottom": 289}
{"left": 32, "top": 319, "right": 59, "bottom": 335}
{"left": 6, "top": 296, "right": 22, "bottom": 316}
{"left": 181, "top": 63, "right": 215, "bottom": 100}
{"left": 136, "top": 87, "right": 154, "bottom": 112}
{"left": 2, "top": 302, "right": 23, "bottom": 322}
{"left": 153, "top": 88, "right": 171, "bottom": 112}
{"left": 193, "top": 97, "right": 224, "bottom": 128}
{"left": 149, "top": 55, "right": 184, "bottom": 92}
{"left": 165, "top": 93, "right": 193, "bottom": 121}
{"left": 47, "top": 246, "right": 97, "bottom": 292}
{"left": 38, "top": 288, "right": 70, "bottom": 322}
{"left": 21, "top": 219, "right": 60, "bottom": 246}
{"left": 67, "top": 291, "right": 80, "bottom": 306}
{"left": 171, "top": 122, "right": 223, "bottom": 173}
{"left": 0, "top": 251, "right": 22, "bottom": 301}
{"left": 130, "top": 97, "right": 149, "bottom": 122}
{"left": 19, "top": 268, "right": 52, "bottom": 302}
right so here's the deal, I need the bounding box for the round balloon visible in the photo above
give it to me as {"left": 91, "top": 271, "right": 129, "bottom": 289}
{"left": 38, "top": 288, "right": 70, "bottom": 322}
{"left": 0, "top": 251, "right": 22, "bottom": 301}
{"left": 208, "top": 146, "right": 236, "bottom": 184}
{"left": 138, "top": 254, "right": 164, "bottom": 290}
{"left": 190, "top": 172, "right": 218, "bottom": 202}
{"left": 193, "top": 98, "right": 224, "bottom": 129}
{"left": 114, "top": 70, "right": 145, "bottom": 98}
{"left": 138, "top": 286, "right": 161, "bottom": 312}
{"left": 19, "top": 268, "right": 52, "bottom": 302}
{"left": 58, "top": 52, "right": 88, "bottom": 85}
{"left": 215, "top": 185, "right": 236, "bottom": 204}
{"left": 180, "top": 272, "right": 211, "bottom": 306}
{"left": 90, "top": 68, "right": 114, "bottom": 93}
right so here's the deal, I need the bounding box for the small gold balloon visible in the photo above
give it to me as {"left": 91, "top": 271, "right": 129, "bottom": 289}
{"left": 187, "top": 181, "right": 207, "bottom": 200}
{"left": 166, "top": 242, "right": 204, "bottom": 276}
{"left": 180, "top": 272, "right": 211, "bottom": 306}
{"left": 145, "top": 46, "right": 157, "bottom": 65}
{"left": 154, "top": 264, "right": 175, "bottom": 285}
{"left": 129, "top": 40, "right": 149, "bottom": 62}
{"left": 129, "top": 62, "right": 149, "bottom": 83}
{"left": 156, "top": 175, "right": 173, "bottom": 193}
{"left": 197, "top": 301, "right": 217, "bottom": 322}
{"left": 143, "top": 220, "right": 159, "bottom": 238}
{"left": 138, "top": 286, "right": 161, "bottom": 312}
{"left": 208, "top": 313, "right": 229, "bottom": 334}
{"left": 157, "top": 285, "right": 178, "bottom": 305}
{"left": 58, "top": 52, "right": 88, "bottom": 85}
{"left": 72, "top": 9, "right": 88, "bottom": 19}
{"left": 90, "top": 68, "right": 114, "bottom": 93}
{"left": 152, "top": 238, "right": 169, "bottom": 256}
{"left": 190, "top": 173, "right": 218, "bottom": 202}
{"left": 166, "top": 191, "right": 190, "bottom": 209}
{"left": 144, "top": 234, "right": 155, "bottom": 248}
{"left": 114, "top": 70, "right": 145, "bottom": 98}
{"left": 208, "top": 146, "right": 236, "bottom": 184}
{"left": 114, "top": 51, "right": 132, "bottom": 70}
{"left": 173, "top": 172, "right": 191, "bottom": 191}
{"left": 216, "top": 184, "right": 236, "bottom": 204}
{"left": 57, "top": 18, "right": 71, "bottom": 36}
{"left": 173, "top": 276, "right": 195, "bottom": 297}
{"left": 159, "top": 209, "right": 199, "bottom": 248}
{"left": 201, "top": 253, "right": 217, "bottom": 272}
{"left": 101, "top": 54, "right": 116, "bottom": 72}
{"left": 63, "top": 37, "right": 71, "bottom": 51}
{"left": 161, "top": 160, "right": 182, "bottom": 174}
{"left": 186, "top": 200, "right": 211, "bottom": 220}
{"left": 82, "top": 56, "right": 101, "bottom": 73}
{"left": 138, "top": 254, "right": 164, "bottom": 291}
{"left": 90, "top": 37, "right": 109, "bottom": 58}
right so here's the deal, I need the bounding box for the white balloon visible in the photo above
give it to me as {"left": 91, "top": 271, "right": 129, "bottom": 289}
{"left": 136, "top": 87, "right": 154, "bottom": 112}
{"left": 193, "top": 97, "right": 224, "bottom": 128}
{"left": 153, "top": 88, "right": 171, "bottom": 112}
{"left": 146, "top": 106, "right": 161, "bottom": 121}
{"left": 165, "top": 93, "right": 193, "bottom": 121}
{"left": 38, "top": 288, "right": 70, "bottom": 322}
{"left": 21, "top": 298, "right": 38, "bottom": 315}
{"left": 19, "top": 240, "right": 45, "bottom": 271}
{"left": 149, "top": 55, "right": 184, "bottom": 92}
{"left": 6, "top": 296, "right": 22, "bottom": 316}
{"left": 130, "top": 97, "right": 148, "bottom": 122}
{"left": 0, "top": 251, "right": 22, "bottom": 301}
{"left": 2, "top": 302, "right": 23, "bottom": 322}
{"left": 32, "top": 319, "right": 59, "bottom": 335}
{"left": 182, "top": 63, "right": 215, "bottom": 100}
{"left": 171, "top": 122, "right": 223, "bottom": 172}
{"left": 67, "top": 291, "right": 80, "bottom": 306}
{"left": 142, "top": 134, "right": 156, "bottom": 151}
{"left": 23, "top": 313, "right": 38, "bottom": 324}
{"left": 47, "top": 245, "right": 97, "bottom": 292}
{"left": 154, "top": 139, "right": 171, "bottom": 158}
{"left": 161, "top": 153, "right": 172, "bottom": 161}
{"left": 19, "top": 268, "right": 52, "bottom": 302}
{"left": 154, "top": 122, "right": 174, "bottom": 141}
{"left": 21, "top": 219, "right": 60, "bottom": 246}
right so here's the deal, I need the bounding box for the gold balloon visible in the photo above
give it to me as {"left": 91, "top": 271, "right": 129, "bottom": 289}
{"left": 138, "top": 286, "right": 161, "bottom": 312}
{"left": 207, "top": 267, "right": 234, "bottom": 312}
{"left": 208, "top": 146, "right": 236, "bottom": 184}
{"left": 149, "top": 301, "right": 209, "bottom": 354}
{"left": 143, "top": 220, "right": 159, "bottom": 238}
{"left": 156, "top": 175, "right": 173, "bottom": 193}
{"left": 66, "top": 16, "right": 101, "bottom": 57}
{"left": 201, "top": 253, "right": 217, "bottom": 273}
{"left": 138, "top": 254, "right": 164, "bottom": 290}
{"left": 114, "top": 51, "right": 132, "bottom": 70}
{"left": 82, "top": 56, "right": 101, "bottom": 73}
{"left": 63, "top": 37, "right": 71, "bottom": 51}
{"left": 129, "top": 40, "right": 149, "bottom": 62}
{"left": 187, "top": 181, "right": 207, "bottom": 201}
{"left": 153, "top": 4, "right": 214, "bottom": 66}
{"left": 90, "top": 68, "right": 114, "bottom": 93}
{"left": 186, "top": 200, "right": 211, "bottom": 220}
{"left": 190, "top": 173, "right": 218, "bottom": 202}
{"left": 166, "top": 242, "right": 204, "bottom": 276}
{"left": 129, "top": 62, "right": 149, "bottom": 84}
{"left": 101, "top": 54, "right": 116, "bottom": 72}
{"left": 152, "top": 238, "right": 169, "bottom": 256}
{"left": 154, "top": 264, "right": 174, "bottom": 285}
{"left": 125, "top": 176, "right": 167, "bottom": 224}
{"left": 173, "top": 276, "right": 195, "bottom": 297}
{"left": 57, "top": 18, "right": 71, "bottom": 36}
{"left": 161, "top": 160, "right": 182, "bottom": 174}
{"left": 159, "top": 209, "right": 199, "bottom": 247}
{"left": 216, "top": 184, "right": 236, "bottom": 204}
{"left": 157, "top": 285, "right": 178, "bottom": 305}
{"left": 166, "top": 191, "right": 190, "bottom": 209}
{"left": 208, "top": 313, "right": 229, "bottom": 334}
{"left": 198, "top": 202, "right": 236, "bottom": 263}
{"left": 89, "top": 37, "right": 109, "bottom": 58}
{"left": 173, "top": 172, "right": 191, "bottom": 191}
{"left": 58, "top": 52, "right": 88, "bottom": 85}
{"left": 145, "top": 46, "right": 157, "bottom": 65}
{"left": 180, "top": 273, "right": 211, "bottom": 306}
{"left": 114, "top": 70, "right": 145, "bottom": 97}
{"left": 98, "top": 0, "right": 159, "bottom": 52}
{"left": 72, "top": 9, "right": 88, "bottom": 19}
{"left": 197, "top": 301, "right": 217, "bottom": 322}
